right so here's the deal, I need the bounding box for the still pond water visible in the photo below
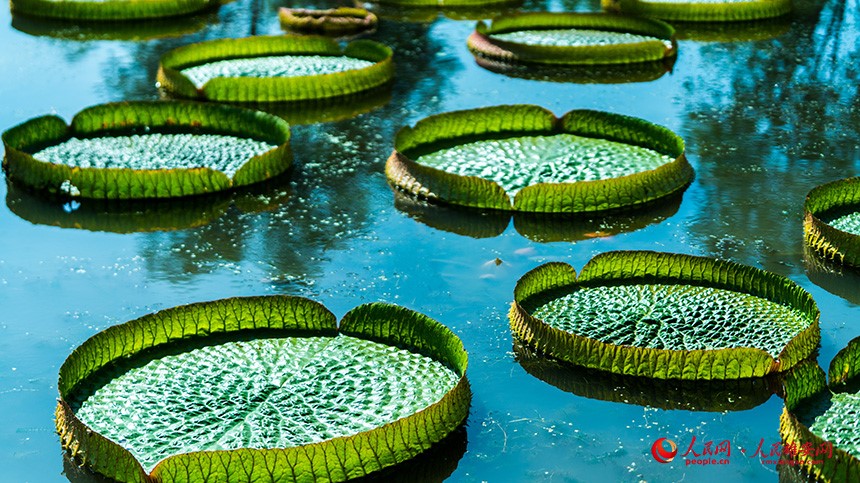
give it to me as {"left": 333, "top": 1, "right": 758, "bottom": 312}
{"left": 0, "top": 0, "right": 858, "bottom": 481}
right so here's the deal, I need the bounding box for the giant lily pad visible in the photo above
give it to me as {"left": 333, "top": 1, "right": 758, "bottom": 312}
{"left": 601, "top": 0, "right": 791, "bottom": 22}
{"left": 158, "top": 36, "right": 394, "bottom": 103}
{"left": 780, "top": 338, "right": 860, "bottom": 481}
{"left": 11, "top": 11, "right": 211, "bottom": 41}
{"left": 1, "top": 101, "right": 291, "bottom": 199}
{"left": 510, "top": 251, "right": 820, "bottom": 380}
{"left": 805, "top": 177, "right": 860, "bottom": 268}
{"left": 386, "top": 105, "right": 693, "bottom": 213}
{"left": 279, "top": 7, "right": 377, "bottom": 36}
{"left": 56, "top": 296, "right": 470, "bottom": 482}
{"left": 10, "top": 0, "right": 218, "bottom": 21}
{"left": 468, "top": 13, "right": 676, "bottom": 67}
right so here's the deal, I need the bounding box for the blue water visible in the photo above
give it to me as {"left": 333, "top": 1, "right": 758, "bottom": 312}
{"left": 1, "top": 0, "right": 858, "bottom": 481}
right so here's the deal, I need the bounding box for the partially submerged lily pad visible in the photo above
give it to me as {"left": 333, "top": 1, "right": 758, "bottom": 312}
{"left": 510, "top": 251, "right": 819, "bottom": 380}
{"left": 279, "top": 7, "right": 377, "bottom": 36}
{"left": 158, "top": 36, "right": 394, "bottom": 103}
{"left": 468, "top": 13, "right": 676, "bottom": 67}
{"left": 56, "top": 297, "right": 470, "bottom": 482}
{"left": 780, "top": 338, "right": 860, "bottom": 480}
{"left": 804, "top": 177, "right": 860, "bottom": 268}
{"left": 10, "top": 0, "right": 218, "bottom": 21}
{"left": 386, "top": 105, "right": 693, "bottom": 213}
{"left": 601, "top": 0, "right": 791, "bottom": 22}
{"left": 1, "top": 101, "right": 291, "bottom": 199}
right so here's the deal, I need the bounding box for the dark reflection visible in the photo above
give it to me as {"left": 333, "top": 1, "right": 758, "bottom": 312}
{"left": 777, "top": 463, "right": 818, "bottom": 483}
{"left": 473, "top": 55, "right": 674, "bottom": 84}
{"left": 393, "top": 187, "right": 684, "bottom": 242}
{"left": 11, "top": 12, "right": 216, "bottom": 41}
{"left": 360, "top": 2, "right": 524, "bottom": 23}
{"left": 673, "top": 17, "right": 792, "bottom": 42}
{"left": 804, "top": 246, "right": 860, "bottom": 306}
{"left": 62, "top": 424, "right": 467, "bottom": 483}
{"left": 514, "top": 342, "right": 778, "bottom": 411}
{"left": 5, "top": 171, "right": 293, "bottom": 234}
{"left": 680, "top": 0, "right": 860, "bottom": 271}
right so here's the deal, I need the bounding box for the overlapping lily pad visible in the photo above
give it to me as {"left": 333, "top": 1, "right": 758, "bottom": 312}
{"left": 601, "top": 0, "right": 791, "bottom": 22}
{"left": 780, "top": 338, "right": 860, "bottom": 481}
{"left": 279, "top": 7, "right": 377, "bottom": 36}
{"left": 386, "top": 105, "right": 693, "bottom": 213}
{"left": 468, "top": 12, "right": 676, "bottom": 70}
{"left": 804, "top": 177, "right": 860, "bottom": 268}
{"left": 10, "top": 0, "right": 218, "bottom": 21}
{"left": 158, "top": 36, "right": 394, "bottom": 103}
{"left": 56, "top": 296, "right": 470, "bottom": 482}
{"left": 510, "top": 251, "right": 820, "bottom": 380}
{"left": 2, "top": 101, "right": 291, "bottom": 199}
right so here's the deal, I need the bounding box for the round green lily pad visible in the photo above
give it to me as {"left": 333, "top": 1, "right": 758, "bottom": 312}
{"left": 467, "top": 13, "right": 676, "bottom": 67}
{"left": 601, "top": 0, "right": 791, "bottom": 22}
{"left": 510, "top": 251, "right": 820, "bottom": 380}
{"left": 56, "top": 297, "right": 470, "bottom": 482}
{"left": 804, "top": 177, "right": 860, "bottom": 268}
{"left": 279, "top": 7, "right": 377, "bottom": 35}
{"left": 780, "top": 338, "right": 860, "bottom": 481}
{"left": 158, "top": 36, "right": 394, "bottom": 103}
{"left": 10, "top": 0, "right": 217, "bottom": 21}
{"left": 386, "top": 105, "right": 693, "bottom": 213}
{"left": 1, "top": 101, "right": 291, "bottom": 199}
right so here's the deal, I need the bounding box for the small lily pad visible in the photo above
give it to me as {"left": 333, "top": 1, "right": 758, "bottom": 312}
{"left": 56, "top": 297, "right": 470, "bottom": 482}
{"left": 602, "top": 0, "right": 791, "bottom": 22}
{"left": 10, "top": 0, "right": 218, "bottom": 21}
{"left": 386, "top": 105, "right": 693, "bottom": 213}
{"left": 468, "top": 13, "right": 676, "bottom": 67}
{"left": 279, "top": 7, "right": 378, "bottom": 36}
{"left": 158, "top": 36, "right": 394, "bottom": 103}
{"left": 510, "top": 251, "right": 820, "bottom": 380}
{"left": 804, "top": 177, "right": 860, "bottom": 268}
{"left": 1, "top": 101, "right": 291, "bottom": 199}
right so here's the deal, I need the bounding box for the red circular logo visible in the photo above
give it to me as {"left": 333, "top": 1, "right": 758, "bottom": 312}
{"left": 651, "top": 437, "right": 678, "bottom": 463}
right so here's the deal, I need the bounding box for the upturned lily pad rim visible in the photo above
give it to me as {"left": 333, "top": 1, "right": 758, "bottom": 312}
{"left": 780, "top": 338, "right": 860, "bottom": 481}
{"left": 510, "top": 250, "right": 820, "bottom": 380}
{"left": 157, "top": 36, "right": 394, "bottom": 103}
{"left": 386, "top": 104, "right": 693, "bottom": 214}
{"left": 9, "top": 0, "right": 218, "bottom": 21}
{"left": 56, "top": 296, "right": 469, "bottom": 483}
{"left": 804, "top": 177, "right": 860, "bottom": 268}
{"left": 278, "top": 7, "right": 378, "bottom": 35}
{"left": 468, "top": 12, "right": 677, "bottom": 66}
{"left": 1, "top": 100, "right": 292, "bottom": 200}
{"left": 601, "top": 0, "right": 792, "bottom": 22}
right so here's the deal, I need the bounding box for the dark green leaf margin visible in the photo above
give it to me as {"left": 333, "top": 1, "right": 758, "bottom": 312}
{"left": 601, "top": 0, "right": 791, "bottom": 22}
{"left": 467, "top": 12, "right": 676, "bottom": 66}
{"left": 10, "top": 0, "right": 216, "bottom": 21}
{"left": 804, "top": 177, "right": 860, "bottom": 268}
{"left": 780, "top": 338, "right": 860, "bottom": 481}
{"left": 2, "top": 101, "right": 292, "bottom": 199}
{"left": 56, "top": 296, "right": 470, "bottom": 483}
{"left": 509, "top": 251, "right": 820, "bottom": 380}
{"left": 386, "top": 105, "right": 693, "bottom": 213}
{"left": 158, "top": 36, "right": 394, "bottom": 103}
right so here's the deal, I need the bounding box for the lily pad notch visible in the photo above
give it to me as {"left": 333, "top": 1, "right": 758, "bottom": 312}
{"left": 56, "top": 296, "right": 470, "bottom": 482}
{"left": 510, "top": 251, "right": 820, "bottom": 380}
{"left": 468, "top": 12, "right": 677, "bottom": 67}
{"left": 10, "top": 0, "right": 218, "bottom": 21}
{"left": 279, "top": 7, "right": 378, "bottom": 35}
{"left": 601, "top": 0, "right": 791, "bottom": 22}
{"left": 804, "top": 177, "right": 860, "bottom": 268}
{"left": 2, "top": 101, "right": 292, "bottom": 199}
{"left": 386, "top": 105, "right": 693, "bottom": 213}
{"left": 158, "top": 36, "right": 394, "bottom": 103}
{"left": 780, "top": 337, "right": 860, "bottom": 481}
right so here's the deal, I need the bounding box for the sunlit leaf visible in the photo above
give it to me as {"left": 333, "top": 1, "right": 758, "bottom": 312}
{"left": 279, "top": 7, "right": 377, "bottom": 36}
{"left": 56, "top": 297, "right": 471, "bottom": 482}
{"left": 602, "top": 0, "right": 791, "bottom": 22}
{"left": 10, "top": 0, "right": 218, "bottom": 21}
{"left": 510, "top": 251, "right": 820, "bottom": 380}
{"left": 1, "top": 101, "right": 291, "bottom": 199}
{"left": 804, "top": 177, "right": 860, "bottom": 268}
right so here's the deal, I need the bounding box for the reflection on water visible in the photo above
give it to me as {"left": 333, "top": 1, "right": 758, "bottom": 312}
{"left": 11, "top": 12, "right": 216, "bottom": 41}
{"left": 672, "top": 17, "right": 792, "bottom": 42}
{"left": 394, "top": 187, "right": 684, "bottom": 241}
{"left": 473, "top": 55, "right": 674, "bottom": 84}
{"left": 804, "top": 246, "right": 860, "bottom": 306}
